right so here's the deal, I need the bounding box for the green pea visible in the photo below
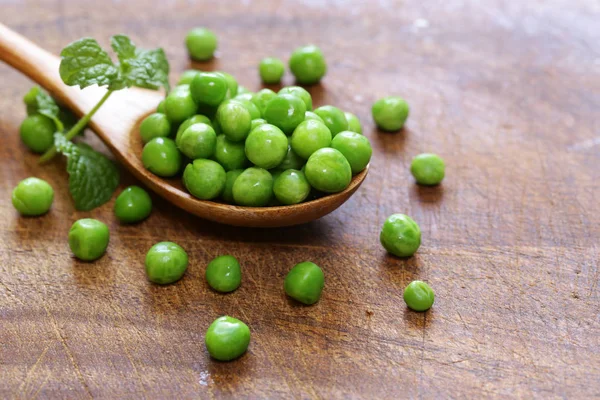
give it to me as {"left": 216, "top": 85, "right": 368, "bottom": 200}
{"left": 185, "top": 27, "right": 217, "bottom": 61}
{"left": 404, "top": 281, "right": 435, "bottom": 312}
{"left": 214, "top": 135, "right": 248, "bottom": 171}
{"left": 142, "top": 137, "right": 182, "bottom": 177}
{"left": 380, "top": 214, "right": 421, "bottom": 257}
{"left": 222, "top": 169, "right": 244, "bottom": 204}
{"left": 11, "top": 177, "right": 54, "bottom": 216}
{"left": 157, "top": 99, "right": 166, "bottom": 114}
{"left": 232, "top": 167, "right": 273, "bottom": 206}
{"left": 276, "top": 139, "right": 305, "bottom": 170}
{"left": 278, "top": 86, "right": 312, "bottom": 110}
{"left": 183, "top": 159, "right": 226, "bottom": 200}
{"left": 263, "top": 94, "right": 306, "bottom": 134}
{"left": 344, "top": 111, "right": 362, "bottom": 134}
{"left": 289, "top": 45, "right": 327, "bottom": 85}
{"left": 178, "top": 69, "right": 200, "bottom": 85}
{"left": 113, "top": 186, "right": 152, "bottom": 223}
{"left": 273, "top": 169, "right": 311, "bottom": 205}
{"left": 233, "top": 98, "right": 261, "bottom": 120}
{"left": 250, "top": 118, "right": 267, "bottom": 130}
{"left": 410, "top": 153, "right": 445, "bottom": 186}
{"left": 218, "top": 72, "right": 238, "bottom": 98}
{"left": 206, "top": 255, "right": 242, "bottom": 292}
{"left": 290, "top": 119, "right": 332, "bottom": 159}
{"left": 145, "top": 241, "right": 188, "bottom": 284}
{"left": 372, "top": 96, "right": 409, "bottom": 131}
{"left": 245, "top": 124, "right": 288, "bottom": 169}
{"left": 205, "top": 316, "right": 250, "bottom": 361}
{"left": 179, "top": 123, "right": 217, "bottom": 160}
{"left": 190, "top": 72, "right": 228, "bottom": 106}
{"left": 331, "top": 131, "right": 372, "bottom": 174}
{"left": 251, "top": 89, "right": 277, "bottom": 117}
{"left": 284, "top": 261, "right": 324, "bottom": 305}
{"left": 304, "top": 111, "right": 324, "bottom": 123}
{"left": 19, "top": 114, "right": 55, "bottom": 153}
{"left": 175, "top": 115, "right": 213, "bottom": 147}
{"left": 68, "top": 218, "right": 109, "bottom": 261}
{"left": 314, "top": 105, "right": 348, "bottom": 137}
{"left": 165, "top": 85, "right": 198, "bottom": 124}
{"left": 259, "top": 57, "right": 285, "bottom": 84}
{"left": 216, "top": 100, "right": 252, "bottom": 142}
{"left": 304, "top": 148, "right": 351, "bottom": 193}
{"left": 139, "top": 112, "right": 171, "bottom": 144}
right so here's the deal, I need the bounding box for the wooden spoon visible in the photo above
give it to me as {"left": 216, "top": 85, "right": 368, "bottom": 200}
{"left": 0, "top": 24, "right": 368, "bottom": 227}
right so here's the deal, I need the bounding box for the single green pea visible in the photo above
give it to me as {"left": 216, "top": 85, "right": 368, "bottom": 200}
{"left": 289, "top": 45, "right": 327, "bottom": 85}
{"left": 113, "top": 186, "right": 152, "bottom": 223}
{"left": 145, "top": 241, "right": 188, "bottom": 284}
{"left": 259, "top": 57, "right": 285, "bottom": 84}
{"left": 284, "top": 261, "right": 325, "bottom": 305}
{"left": 410, "top": 153, "right": 445, "bottom": 186}
{"left": 251, "top": 89, "right": 277, "bottom": 117}
{"left": 331, "top": 131, "right": 372, "bottom": 174}
{"left": 232, "top": 167, "right": 273, "bottom": 206}
{"left": 11, "top": 177, "right": 54, "bottom": 216}
{"left": 216, "top": 100, "right": 252, "bottom": 142}
{"left": 290, "top": 119, "right": 332, "bottom": 159}
{"left": 183, "top": 159, "right": 226, "bottom": 200}
{"left": 205, "top": 316, "right": 250, "bottom": 361}
{"left": 185, "top": 27, "right": 217, "bottom": 61}
{"left": 165, "top": 85, "right": 198, "bottom": 124}
{"left": 214, "top": 134, "right": 248, "bottom": 171}
{"left": 178, "top": 69, "right": 200, "bottom": 85}
{"left": 245, "top": 124, "right": 288, "bottom": 169}
{"left": 206, "top": 255, "right": 242, "bottom": 293}
{"left": 217, "top": 72, "right": 238, "bottom": 98}
{"left": 68, "top": 218, "right": 109, "bottom": 261}
{"left": 157, "top": 99, "right": 166, "bottom": 114}
{"left": 232, "top": 98, "right": 261, "bottom": 120}
{"left": 139, "top": 113, "right": 171, "bottom": 144}
{"left": 278, "top": 86, "right": 312, "bottom": 110}
{"left": 179, "top": 123, "right": 217, "bottom": 160}
{"left": 304, "top": 111, "right": 324, "bottom": 123}
{"left": 304, "top": 148, "right": 352, "bottom": 193}
{"left": 263, "top": 93, "right": 307, "bottom": 134}
{"left": 276, "top": 139, "right": 305, "bottom": 170}
{"left": 380, "top": 214, "right": 421, "bottom": 257}
{"left": 250, "top": 118, "right": 267, "bottom": 130}
{"left": 190, "top": 72, "right": 229, "bottom": 106}
{"left": 19, "top": 114, "right": 55, "bottom": 153}
{"left": 372, "top": 96, "right": 410, "bottom": 131}
{"left": 404, "top": 281, "right": 435, "bottom": 312}
{"left": 314, "top": 105, "right": 348, "bottom": 137}
{"left": 175, "top": 115, "right": 213, "bottom": 147}
{"left": 344, "top": 111, "right": 362, "bottom": 134}
{"left": 222, "top": 169, "right": 244, "bottom": 204}
{"left": 142, "top": 137, "right": 182, "bottom": 177}
{"left": 273, "top": 169, "right": 311, "bottom": 205}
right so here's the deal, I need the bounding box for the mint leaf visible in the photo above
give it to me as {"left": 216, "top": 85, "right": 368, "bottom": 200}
{"left": 23, "top": 86, "right": 64, "bottom": 131}
{"left": 55, "top": 134, "right": 120, "bottom": 211}
{"left": 59, "top": 38, "right": 120, "bottom": 89}
{"left": 110, "top": 34, "right": 137, "bottom": 62}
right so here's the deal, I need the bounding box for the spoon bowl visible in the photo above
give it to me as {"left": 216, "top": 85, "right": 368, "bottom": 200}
{"left": 0, "top": 24, "right": 368, "bottom": 227}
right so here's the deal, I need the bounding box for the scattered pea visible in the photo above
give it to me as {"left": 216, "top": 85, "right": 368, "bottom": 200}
{"left": 145, "top": 241, "right": 188, "bottom": 284}
{"left": 404, "top": 281, "right": 435, "bottom": 312}
{"left": 372, "top": 96, "right": 409, "bottom": 131}
{"left": 289, "top": 45, "right": 327, "bottom": 85}
{"left": 259, "top": 57, "right": 285, "bottom": 84}
{"left": 205, "top": 316, "right": 250, "bottom": 361}
{"left": 206, "top": 255, "right": 242, "bottom": 293}
{"left": 113, "top": 186, "right": 152, "bottom": 223}
{"left": 68, "top": 218, "right": 109, "bottom": 261}
{"left": 410, "top": 153, "right": 445, "bottom": 186}
{"left": 20, "top": 114, "right": 55, "bottom": 153}
{"left": 185, "top": 27, "right": 217, "bottom": 61}
{"left": 380, "top": 214, "right": 421, "bottom": 257}
{"left": 284, "top": 261, "right": 325, "bottom": 305}
{"left": 11, "top": 177, "right": 54, "bottom": 216}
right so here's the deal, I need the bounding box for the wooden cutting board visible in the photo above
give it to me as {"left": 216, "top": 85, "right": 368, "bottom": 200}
{"left": 1, "top": 0, "right": 598, "bottom": 398}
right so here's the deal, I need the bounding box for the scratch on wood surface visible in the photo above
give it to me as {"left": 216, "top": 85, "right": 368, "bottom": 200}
{"left": 30, "top": 371, "right": 52, "bottom": 400}
{"left": 17, "top": 344, "right": 50, "bottom": 395}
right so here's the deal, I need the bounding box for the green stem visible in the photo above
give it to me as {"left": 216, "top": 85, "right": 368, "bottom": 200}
{"left": 39, "top": 90, "right": 114, "bottom": 164}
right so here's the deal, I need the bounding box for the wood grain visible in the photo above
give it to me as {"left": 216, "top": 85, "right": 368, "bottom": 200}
{"left": 1, "top": 0, "right": 599, "bottom": 398}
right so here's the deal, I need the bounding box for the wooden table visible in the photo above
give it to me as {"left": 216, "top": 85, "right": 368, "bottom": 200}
{"left": 1, "top": 1, "right": 598, "bottom": 398}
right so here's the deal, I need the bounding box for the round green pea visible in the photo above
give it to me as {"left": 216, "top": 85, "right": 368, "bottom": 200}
{"left": 278, "top": 86, "right": 312, "bottom": 110}
{"left": 145, "top": 241, "right": 188, "bottom": 284}
{"left": 165, "top": 85, "right": 198, "bottom": 124}
{"left": 19, "top": 114, "right": 55, "bottom": 153}
{"left": 331, "top": 131, "right": 372, "bottom": 174}
{"left": 380, "top": 214, "right": 421, "bottom": 257}
{"left": 410, "top": 153, "right": 445, "bottom": 186}
{"left": 183, "top": 159, "right": 226, "bottom": 200}
{"left": 289, "top": 45, "right": 327, "bottom": 85}
{"left": 68, "top": 218, "right": 109, "bottom": 261}
{"left": 277, "top": 140, "right": 305, "bottom": 170}
{"left": 284, "top": 261, "right": 324, "bottom": 305}
{"left": 314, "top": 105, "right": 348, "bottom": 137}
{"left": 190, "top": 72, "right": 228, "bottom": 106}
{"left": 290, "top": 119, "right": 332, "bottom": 159}
{"left": 205, "top": 316, "right": 250, "bottom": 361}
{"left": 178, "top": 70, "right": 200, "bottom": 85}
{"left": 113, "top": 186, "right": 152, "bottom": 223}
{"left": 263, "top": 94, "right": 307, "bottom": 134}
{"left": 233, "top": 98, "right": 261, "bottom": 120}
{"left": 251, "top": 89, "right": 277, "bottom": 117}
{"left": 216, "top": 100, "right": 252, "bottom": 142}
{"left": 304, "top": 148, "right": 352, "bottom": 193}
{"left": 404, "top": 280, "right": 435, "bottom": 312}
{"left": 11, "top": 177, "right": 54, "bottom": 216}
{"left": 372, "top": 96, "right": 410, "bottom": 131}
{"left": 259, "top": 57, "right": 285, "bottom": 84}
{"left": 139, "top": 113, "right": 171, "bottom": 144}
{"left": 175, "top": 115, "right": 213, "bottom": 147}
{"left": 222, "top": 169, "right": 244, "bottom": 204}
{"left": 142, "top": 137, "right": 182, "bottom": 177}
{"left": 304, "top": 111, "right": 324, "bottom": 123}
{"left": 344, "top": 111, "right": 362, "bottom": 134}
{"left": 185, "top": 27, "right": 217, "bottom": 61}
{"left": 218, "top": 72, "right": 238, "bottom": 98}
{"left": 179, "top": 123, "right": 217, "bottom": 160}
{"left": 157, "top": 99, "right": 166, "bottom": 114}
{"left": 206, "top": 255, "right": 241, "bottom": 293}
{"left": 250, "top": 118, "right": 267, "bottom": 130}
{"left": 273, "top": 169, "right": 311, "bottom": 205}
{"left": 232, "top": 167, "right": 273, "bottom": 206}
{"left": 214, "top": 135, "right": 248, "bottom": 171}
{"left": 245, "top": 124, "right": 288, "bottom": 169}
